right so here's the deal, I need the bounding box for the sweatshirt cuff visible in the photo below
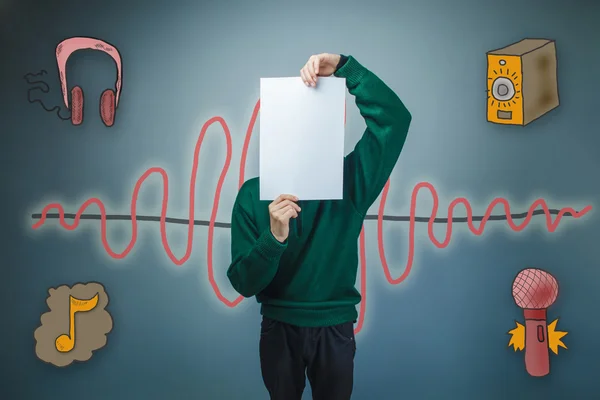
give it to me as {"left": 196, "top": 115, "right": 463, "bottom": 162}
{"left": 335, "top": 55, "right": 348, "bottom": 71}
{"left": 256, "top": 229, "right": 287, "bottom": 260}
{"left": 334, "top": 55, "right": 367, "bottom": 88}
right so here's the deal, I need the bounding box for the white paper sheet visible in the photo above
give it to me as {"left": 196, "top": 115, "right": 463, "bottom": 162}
{"left": 259, "top": 76, "right": 346, "bottom": 201}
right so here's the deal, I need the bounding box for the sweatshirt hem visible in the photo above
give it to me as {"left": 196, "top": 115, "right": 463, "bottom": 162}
{"left": 260, "top": 303, "right": 358, "bottom": 327}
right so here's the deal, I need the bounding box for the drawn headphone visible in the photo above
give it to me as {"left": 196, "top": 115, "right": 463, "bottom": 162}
{"left": 56, "top": 37, "right": 123, "bottom": 127}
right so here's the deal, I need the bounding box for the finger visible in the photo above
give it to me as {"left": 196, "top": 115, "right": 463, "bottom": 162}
{"left": 269, "top": 195, "right": 299, "bottom": 212}
{"left": 277, "top": 205, "right": 297, "bottom": 218}
{"left": 306, "top": 59, "right": 317, "bottom": 86}
{"left": 276, "top": 205, "right": 298, "bottom": 221}
{"left": 300, "top": 68, "right": 310, "bottom": 86}
{"left": 270, "top": 194, "right": 283, "bottom": 208}
{"left": 282, "top": 207, "right": 299, "bottom": 220}
{"left": 271, "top": 199, "right": 301, "bottom": 213}
{"left": 312, "top": 56, "right": 320, "bottom": 76}
{"left": 272, "top": 200, "right": 301, "bottom": 212}
{"left": 270, "top": 194, "right": 299, "bottom": 207}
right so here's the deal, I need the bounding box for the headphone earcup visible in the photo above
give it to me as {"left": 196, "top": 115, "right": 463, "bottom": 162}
{"left": 71, "top": 86, "right": 83, "bottom": 125}
{"left": 100, "top": 89, "right": 116, "bottom": 127}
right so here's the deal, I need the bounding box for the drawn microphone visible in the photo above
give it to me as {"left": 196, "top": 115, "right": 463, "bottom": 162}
{"left": 511, "top": 268, "right": 559, "bottom": 377}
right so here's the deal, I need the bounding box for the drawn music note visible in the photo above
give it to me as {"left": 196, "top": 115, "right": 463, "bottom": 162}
{"left": 55, "top": 293, "right": 99, "bottom": 353}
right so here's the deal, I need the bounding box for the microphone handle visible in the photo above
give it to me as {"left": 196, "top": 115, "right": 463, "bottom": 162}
{"left": 523, "top": 308, "right": 550, "bottom": 377}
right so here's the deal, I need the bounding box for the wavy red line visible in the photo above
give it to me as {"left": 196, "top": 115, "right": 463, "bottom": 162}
{"left": 31, "top": 100, "right": 593, "bottom": 335}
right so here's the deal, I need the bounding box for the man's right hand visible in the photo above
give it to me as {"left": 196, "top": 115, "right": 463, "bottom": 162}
{"left": 269, "top": 194, "right": 301, "bottom": 243}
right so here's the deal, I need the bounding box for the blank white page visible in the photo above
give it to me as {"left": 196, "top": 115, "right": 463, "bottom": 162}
{"left": 259, "top": 76, "right": 346, "bottom": 201}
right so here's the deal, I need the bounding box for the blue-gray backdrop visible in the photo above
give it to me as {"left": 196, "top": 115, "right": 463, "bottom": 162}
{"left": 1, "top": 0, "right": 599, "bottom": 399}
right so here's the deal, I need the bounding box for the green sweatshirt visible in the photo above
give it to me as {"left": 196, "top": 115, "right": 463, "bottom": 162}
{"left": 227, "top": 55, "right": 412, "bottom": 327}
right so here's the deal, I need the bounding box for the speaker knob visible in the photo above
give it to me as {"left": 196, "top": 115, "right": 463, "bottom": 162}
{"left": 491, "top": 77, "right": 515, "bottom": 101}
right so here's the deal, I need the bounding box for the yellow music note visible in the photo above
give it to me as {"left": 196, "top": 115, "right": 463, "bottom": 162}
{"left": 55, "top": 293, "right": 99, "bottom": 353}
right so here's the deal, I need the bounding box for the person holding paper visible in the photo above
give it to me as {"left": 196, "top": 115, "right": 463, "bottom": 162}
{"left": 227, "top": 53, "right": 412, "bottom": 400}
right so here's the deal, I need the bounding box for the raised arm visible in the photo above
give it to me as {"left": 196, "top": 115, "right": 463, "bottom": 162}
{"left": 335, "top": 55, "right": 412, "bottom": 216}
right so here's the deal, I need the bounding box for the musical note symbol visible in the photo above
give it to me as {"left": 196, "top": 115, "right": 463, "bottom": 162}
{"left": 55, "top": 293, "right": 99, "bottom": 353}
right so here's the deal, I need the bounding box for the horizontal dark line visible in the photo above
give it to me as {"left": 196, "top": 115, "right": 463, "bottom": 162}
{"left": 30, "top": 209, "right": 572, "bottom": 228}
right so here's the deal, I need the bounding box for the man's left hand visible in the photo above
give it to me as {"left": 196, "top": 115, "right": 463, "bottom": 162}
{"left": 300, "top": 53, "right": 341, "bottom": 87}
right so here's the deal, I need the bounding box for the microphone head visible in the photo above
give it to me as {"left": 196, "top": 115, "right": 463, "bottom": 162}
{"left": 512, "top": 268, "right": 558, "bottom": 309}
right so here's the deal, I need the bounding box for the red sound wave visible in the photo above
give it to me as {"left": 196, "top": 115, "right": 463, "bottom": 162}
{"left": 32, "top": 99, "right": 593, "bottom": 335}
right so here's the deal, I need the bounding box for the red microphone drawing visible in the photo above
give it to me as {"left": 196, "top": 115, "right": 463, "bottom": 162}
{"left": 511, "top": 268, "right": 559, "bottom": 377}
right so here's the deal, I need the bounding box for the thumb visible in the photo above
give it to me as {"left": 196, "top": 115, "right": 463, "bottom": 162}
{"left": 313, "top": 56, "right": 320, "bottom": 75}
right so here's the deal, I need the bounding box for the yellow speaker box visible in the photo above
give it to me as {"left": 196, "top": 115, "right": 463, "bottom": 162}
{"left": 486, "top": 38, "right": 559, "bottom": 126}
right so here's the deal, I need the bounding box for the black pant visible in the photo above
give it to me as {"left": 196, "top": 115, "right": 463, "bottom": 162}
{"left": 259, "top": 316, "right": 356, "bottom": 400}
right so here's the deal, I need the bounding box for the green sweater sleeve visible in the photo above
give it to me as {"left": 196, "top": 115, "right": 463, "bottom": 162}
{"left": 335, "top": 55, "right": 412, "bottom": 216}
{"left": 226, "top": 188, "right": 287, "bottom": 298}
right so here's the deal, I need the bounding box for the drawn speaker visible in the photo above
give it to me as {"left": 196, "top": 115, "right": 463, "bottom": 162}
{"left": 486, "top": 38, "right": 559, "bottom": 126}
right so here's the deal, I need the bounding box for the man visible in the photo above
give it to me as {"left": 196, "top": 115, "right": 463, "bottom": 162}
{"left": 227, "top": 53, "right": 412, "bottom": 399}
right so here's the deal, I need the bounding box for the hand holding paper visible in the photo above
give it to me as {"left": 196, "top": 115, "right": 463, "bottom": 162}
{"left": 299, "top": 53, "right": 342, "bottom": 86}
{"left": 269, "top": 194, "right": 301, "bottom": 243}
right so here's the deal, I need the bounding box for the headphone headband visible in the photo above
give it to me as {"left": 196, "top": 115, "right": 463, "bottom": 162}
{"left": 56, "top": 37, "right": 123, "bottom": 109}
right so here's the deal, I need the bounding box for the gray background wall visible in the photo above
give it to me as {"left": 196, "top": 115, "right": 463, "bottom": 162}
{"left": 1, "top": 0, "right": 599, "bottom": 399}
